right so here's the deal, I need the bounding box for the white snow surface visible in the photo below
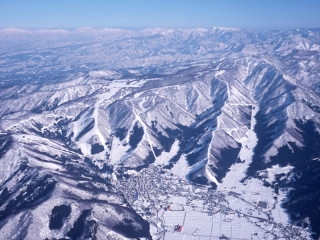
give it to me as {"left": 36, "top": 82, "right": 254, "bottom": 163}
{"left": 154, "top": 140, "right": 180, "bottom": 166}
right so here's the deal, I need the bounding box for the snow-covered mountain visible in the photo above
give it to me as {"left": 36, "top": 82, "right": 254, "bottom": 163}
{"left": 0, "top": 27, "right": 320, "bottom": 239}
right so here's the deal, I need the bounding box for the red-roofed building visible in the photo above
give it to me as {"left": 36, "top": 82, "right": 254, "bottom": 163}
{"left": 174, "top": 224, "right": 183, "bottom": 232}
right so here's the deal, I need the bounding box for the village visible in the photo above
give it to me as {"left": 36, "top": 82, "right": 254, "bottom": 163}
{"left": 114, "top": 166, "right": 310, "bottom": 240}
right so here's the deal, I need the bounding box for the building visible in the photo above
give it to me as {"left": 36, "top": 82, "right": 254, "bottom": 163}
{"left": 257, "top": 201, "right": 267, "bottom": 209}
{"left": 174, "top": 224, "right": 183, "bottom": 232}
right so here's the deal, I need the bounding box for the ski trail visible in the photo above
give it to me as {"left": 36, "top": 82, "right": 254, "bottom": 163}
{"left": 206, "top": 100, "right": 223, "bottom": 186}
{"left": 74, "top": 80, "right": 128, "bottom": 156}
{"left": 205, "top": 72, "right": 228, "bottom": 186}
{"left": 93, "top": 82, "right": 124, "bottom": 146}
{"left": 93, "top": 91, "right": 108, "bottom": 146}
{"left": 216, "top": 70, "right": 230, "bottom": 100}
{"left": 129, "top": 99, "right": 157, "bottom": 159}
{"left": 218, "top": 105, "right": 259, "bottom": 190}
{"left": 206, "top": 70, "right": 257, "bottom": 187}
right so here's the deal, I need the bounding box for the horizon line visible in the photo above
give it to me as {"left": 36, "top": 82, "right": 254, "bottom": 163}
{"left": 1, "top": 26, "right": 319, "bottom": 33}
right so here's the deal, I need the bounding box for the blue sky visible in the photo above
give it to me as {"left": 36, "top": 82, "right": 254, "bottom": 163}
{"left": 0, "top": 0, "right": 319, "bottom": 30}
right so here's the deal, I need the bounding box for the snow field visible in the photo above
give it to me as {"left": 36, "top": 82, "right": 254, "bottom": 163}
{"left": 163, "top": 210, "right": 272, "bottom": 240}
{"left": 163, "top": 211, "right": 186, "bottom": 227}
{"left": 154, "top": 140, "right": 180, "bottom": 166}
{"left": 171, "top": 154, "right": 192, "bottom": 179}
